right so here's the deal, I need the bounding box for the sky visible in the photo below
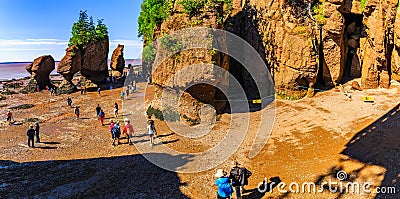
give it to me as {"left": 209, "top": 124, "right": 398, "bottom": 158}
{"left": 0, "top": 0, "right": 143, "bottom": 62}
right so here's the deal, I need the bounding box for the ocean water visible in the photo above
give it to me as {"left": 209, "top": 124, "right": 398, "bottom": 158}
{"left": 0, "top": 62, "right": 59, "bottom": 81}
{"left": 0, "top": 59, "right": 141, "bottom": 81}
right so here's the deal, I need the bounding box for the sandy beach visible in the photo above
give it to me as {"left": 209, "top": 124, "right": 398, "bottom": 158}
{"left": 0, "top": 78, "right": 399, "bottom": 198}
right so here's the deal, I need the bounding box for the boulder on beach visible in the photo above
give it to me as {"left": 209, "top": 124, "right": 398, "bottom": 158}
{"left": 57, "top": 45, "right": 82, "bottom": 82}
{"left": 351, "top": 81, "right": 362, "bottom": 91}
{"left": 110, "top": 44, "right": 125, "bottom": 77}
{"left": 57, "top": 37, "right": 109, "bottom": 86}
{"left": 26, "top": 55, "right": 55, "bottom": 89}
{"left": 57, "top": 79, "right": 76, "bottom": 95}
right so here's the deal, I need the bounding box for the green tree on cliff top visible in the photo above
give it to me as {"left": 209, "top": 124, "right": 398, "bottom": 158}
{"left": 138, "top": 0, "right": 170, "bottom": 41}
{"left": 69, "top": 10, "right": 109, "bottom": 47}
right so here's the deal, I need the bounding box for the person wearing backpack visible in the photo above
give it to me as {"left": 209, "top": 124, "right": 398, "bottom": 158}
{"left": 26, "top": 125, "right": 36, "bottom": 148}
{"left": 147, "top": 115, "right": 157, "bottom": 146}
{"left": 215, "top": 169, "right": 233, "bottom": 199}
{"left": 229, "top": 161, "right": 252, "bottom": 199}
{"left": 98, "top": 109, "right": 105, "bottom": 126}
{"left": 74, "top": 106, "right": 80, "bottom": 119}
{"left": 123, "top": 118, "right": 134, "bottom": 145}
{"left": 121, "top": 90, "right": 125, "bottom": 100}
{"left": 111, "top": 121, "right": 121, "bottom": 146}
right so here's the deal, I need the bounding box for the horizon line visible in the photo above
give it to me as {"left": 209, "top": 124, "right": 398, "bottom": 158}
{"left": 0, "top": 58, "right": 142, "bottom": 64}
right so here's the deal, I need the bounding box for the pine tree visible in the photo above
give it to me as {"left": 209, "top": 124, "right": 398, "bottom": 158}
{"left": 95, "top": 19, "right": 108, "bottom": 40}
{"left": 68, "top": 10, "right": 108, "bottom": 47}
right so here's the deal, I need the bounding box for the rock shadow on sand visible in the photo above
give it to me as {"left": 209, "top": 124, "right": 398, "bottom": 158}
{"left": 311, "top": 103, "right": 400, "bottom": 198}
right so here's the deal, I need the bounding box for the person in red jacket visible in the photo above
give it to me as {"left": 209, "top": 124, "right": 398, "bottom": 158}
{"left": 6, "top": 111, "right": 13, "bottom": 125}
{"left": 123, "top": 118, "right": 134, "bottom": 145}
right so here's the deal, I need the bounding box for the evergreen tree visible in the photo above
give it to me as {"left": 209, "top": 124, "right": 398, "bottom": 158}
{"left": 68, "top": 10, "right": 108, "bottom": 47}
{"left": 95, "top": 19, "right": 108, "bottom": 40}
{"left": 87, "top": 16, "right": 96, "bottom": 42}
{"left": 138, "top": 0, "right": 169, "bottom": 41}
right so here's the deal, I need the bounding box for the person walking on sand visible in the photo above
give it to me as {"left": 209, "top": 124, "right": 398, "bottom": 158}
{"left": 109, "top": 119, "right": 115, "bottom": 142}
{"left": 114, "top": 102, "right": 119, "bottom": 118}
{"left": 74, "top": 106, "right": 80, "bottom": 119}
{"left": 123, "top": 118, "right": 134, "bottom": 145}
{"left": 111, "top": 121, "right": 121, "bottom": 146}
{"left": 147, "top": 115, "right": 157, "bottom": 146}
{"left": 34, "top": 121, "right": 40, "bottom": 143}
{"left": 96, "top": 104, "right": 102, "bottom": 119}
{"left": 50, "top": 87, "right": 55, "bottom": 95}
{"left": 147, "top": 115, "right": 157, "bottom": 138}
{"left": 126, "top": 87, "right": 130, "bottom": 97}
{"left": 26, "top": 125, "right": 36, "bottom": 148}
{"left": 97, "top": 87, "right": 101, "bottom": 96}
{"left": 215, "top": 169, "right": 233, "bottom": 199}
{"left": 229, "top": 161, "right": 252, "bottom": 198}
{"left": 6, "top": 111, "right": 13, "bottom": 123}
{"left": 98, "top": 109, "right": 105, "bottom": 126}
{"left": 109, "top": 119, "right": 115, "bottom": 132}
{"left": 121, "top": 90, "right": 125, "bottom": 100}
{"left": 67, "top": 97, "right": 72, "bottom": 107}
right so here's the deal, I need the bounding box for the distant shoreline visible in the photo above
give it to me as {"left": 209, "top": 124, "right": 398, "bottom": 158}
{"left": 0, "top": 59, "right": 141, "bottom": 64}
{"left": 0, "top": 59, "right": 141, "bottom": 82}
{"left": 0, "top": 62, "right": 33, "bottom": 64}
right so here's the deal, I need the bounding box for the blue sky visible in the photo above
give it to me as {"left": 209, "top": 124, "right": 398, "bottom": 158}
{"left": 0, "top": 0, "right": 143, "bottom": 62}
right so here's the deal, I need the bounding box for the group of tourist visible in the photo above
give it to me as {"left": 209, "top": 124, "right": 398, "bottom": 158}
{"left": 109, "top": 115, "right": 157, "bottom": 147}
{"left": 120, "top": 81, "right": 136, "bottom": 101}
{"left": 65, "top": 91, "right": 158, "bottom": 147}
{"left": 215, "top": 161, "right": 252, "bottom": 199}
{"left": 66, "top": 97, "right": 80, "bottom": 119}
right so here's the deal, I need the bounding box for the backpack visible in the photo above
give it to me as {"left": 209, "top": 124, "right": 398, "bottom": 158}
{"left": 231, "top": 167, "right": 252, "bottom": 186}
{"left": 147, "top": 120, "right": 155, "bottom": 130}
{"left": 219, "top": 180, "right": 233, "bottom": 195}
{"left": 230, "top": 167, "right": 241, "bottom": 186}
{"left": 111, "top": 126, "right": 120, "bottom": 136}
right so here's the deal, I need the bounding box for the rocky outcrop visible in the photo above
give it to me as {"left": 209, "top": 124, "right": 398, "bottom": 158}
{"left": 360, "top": 0, "right": 397, "bottom": 89}
{"left": 57, "top": 79, "right": 76, "bottom": 95}
{"left": 58, "top": 37, "right": 109, "bottom": 85}
{"left": 110, "top": 44, "right": 125, "bottom": 77}
{"left": 57, "top": 45, "right": 81, "bottom": 81}
{"left": 147, "top": 0, "right": 400, "bottom": 117}
{"left": 322, "top": 4, "right": 345, "bottom": 86}
{"left": 228, "top": 0, "right": 400, "bottom": 90}
{"left": 225, "top": 1, "right": 320, "bottom": 97}
{"left": 391, "top": 3, "right": 400, "bottom": 82}
{"left": 148, "top": 4, "right": 228, "bottom": 122}
{"left": 26, "top": 55, "right": 55, "bottom": 89}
